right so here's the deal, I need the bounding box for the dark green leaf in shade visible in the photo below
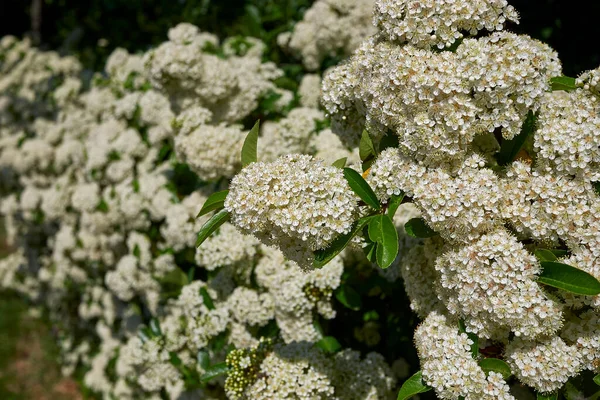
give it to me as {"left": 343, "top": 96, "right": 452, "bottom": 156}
{"left": 343, "top": 168, "right": 381, "bottom": 210}
{"left": 479, "top": 358, "right": 512, "bottom": 380}
{"left": 316, "top": 336, "right": 342, "bottom": 354}
{"left": 359, "top": 129, "right": 376, "bottom": 162}
{"left": 363, "top": 241, "right": 377, "bottom": 263}
{"left": 197, "top": 350, "right": 210, "bottom": 370}
{"left": 200, "top": 287, "right": 216, "bottom": 310}
{"left": 241, "top": 120, "right": 260, "bottom": 167}
{"left": 397, "top": 371, "right": 432, "bottom": 400}
{"left": 368, "top": 215, "right": 399, "bottom": 269}
{"left": 197, "top": 190, "right": 229, "bottom": 218}
{"left": 335, "top": 284, "right": 362, "bottom": 311}
{"left": 200, "top": 362, "right": 230, "bottom": 383}
{"left": 159, "top": 268, "right": 189, "bottom": 287}
{"left": 387, "top": 192, "right": 406, "bottom": 219}
{"left": 535, "top": 249, "right": 559, "bottom": 262}
{"left": 496, "top": 110, "right": 537, "bottom": 166}
{"left": 149, "top": 319, "right": 162, "bottom": 336}
{"left": 537, "top": 393, "right": 558, "bottom": 400}
{"left": 593, "top": 181, "right": 600, "bottom": 196}
{"left": 550, "top": 76, "right": 577, "bottom": 92}
{"left": 313, "top": 216, "right": 375, "bottom": 269}
{"left": 404, "top": 218, "right": 438, "bottom": 238}
{"left": 196, "top": 209, "right": 230, "bottom": 247}
{"left": 538, "top": 261, "right": 600, "bottom": 295}
{"left": 332, "top": 157, "right": 347, "bottom": 169}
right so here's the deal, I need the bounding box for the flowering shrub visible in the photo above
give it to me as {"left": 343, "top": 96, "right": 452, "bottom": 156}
{"left": 2, "top": 0, "right": 600, "bottom": 399}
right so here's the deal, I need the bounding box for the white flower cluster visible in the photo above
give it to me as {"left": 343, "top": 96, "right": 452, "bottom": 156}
{"left": 226, "top": 154, "right": 358, "bottom": 267}
{"left": 436, "top": 229, "right": 563, "bottom": 339}
{"left": 278, "top": 0, "right": 376, "bottom": 71}
{"left": 323, "top": 32, "right": 560, "bottom": 155}
{"left": 373, "top": 0, "right": 519, "bottom": 49}
{"left": 415, "top": 311, "right": 514, "bottom": 400}
{"left": 228, "top": 341, "right": 396, "bottom": 400}
{"left": 535, "top": 90, "right": 600, "bottom": 180}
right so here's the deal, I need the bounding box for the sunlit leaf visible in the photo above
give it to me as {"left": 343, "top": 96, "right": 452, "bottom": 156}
{"left": 343, "top": 168, "right": 380, "bottom": 210}
{"left": 397, "top": 371, "right": 432, "bottom": 400}
{"left": 241, "top": 120, "right": 260, "bottom": 167}
{"left": 196, "top": 209, "right": 230, "bottom": 247}
{"left": 538, "top": 261, "right": 600, "bottom": 295}
{"left": 197, "top": 190, "right": 229, "bottom": 217}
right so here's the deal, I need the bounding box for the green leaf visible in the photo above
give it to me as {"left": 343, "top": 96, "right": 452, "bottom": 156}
{"left": 368, "top": 215, "right": 399, "bottom": 269}
{"left": 316, "top": 336, "right": 342, "bottom": 354}
{"left": 200, "top": 362, "right": 230, "bottom": 383}
{"left": 404, "top": 218, "right": 437, "bottom": 238}
{"left": 241, "top": 120, "right": 260, "bottom": 167}
{"left": 343, "top": 168, "right": 381, "bottom": 210}
{"left": 537, "top": 393, "right": 558, "bottom": 400}
{"left": 593, "top": 181, "right": 600, "bottom": 196}
{"left": 594, "top": 374, "right": 600, "bottom": 386}
{"left": 200, "top": 287, "right": 215, "bottom": 310}
{"left": 363, "top": 241, "right": 377, "bottom": 263}
{"left": 149, "top": 319, "right": 162, "bottom": 337}
{"left": 332, "top": 157, "right": 347, "bottom": 169}
{"left": 535, "top": 249, "right": 558, "bottom": 262}
{"left": 314, "top": 216, "right": 375, "bottom": 268}
{"left": 551, "top": 76, "right": 577, "bottom": 92}
{"left": 159, "top": 268, "right": 189, "bottom": 287}
{"left": 196, "top": 209, "right": 230, "bottom": 247}
{"left": 387, "top": 192, "right": 405, "bottom": 219}
{"left": 359, "top": 129, "right": 376, "bottom": 162}
{"left": 335, "top": 284, "right": 362, "bottom": 311}
{"left": 479, "top": 358, "right": 512, "bottom": 380}
{"left": 197, "top": 350, "right": 210, "bottom": 370}
{"left": 397, "top": 371, "right": 432, "bottom": 400}
{"left": 197, "top": 190, "right": 229, "bottom": 218}
{"left": 496, "top": 110, "right": 537, "bottom": 166}
{"left": 538, "top": 261, "right": 600, "bottom": 295}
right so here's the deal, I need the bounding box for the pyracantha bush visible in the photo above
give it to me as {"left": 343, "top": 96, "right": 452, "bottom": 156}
{"left": 2, "top": 0, "right": 600, "bottom": 399}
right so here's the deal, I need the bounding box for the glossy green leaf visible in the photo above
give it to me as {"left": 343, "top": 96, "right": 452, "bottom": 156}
{"left": 197, "top": 190, "right": 229, "bottom": 218}
{"left": 387, "top": 192, "right": 405, "bottom": 219}
{"left": 537, "top": 393, "right": 558, "bottom": 400}
{"left": 496, "top": 110, "right": 537, "bottom": 166}
{"left": 335, "top": 284, "right": 362, "bottom": 311}
{"left": 359, "top": 129, "right": 376, "bottom": 162}
{"left": 397, "top": 371, "right": 432, "bottom": 400}
{"left": 479, "top": 358, "right": 512, "bottom": 380}
{"left": 200, "top": 362, "right": 230, "bottom": 383}
{"left": 368, "top": 215, "right": 399, "bottom": 269}
{"left": 551, "top": 76, "right": 577, "bottom": 92}
{"left": 404, "top": 218, "right": 437, "bottom": 238}
{"left": 332, "top": 157, "right": 347, "bottom": 169}
{"left": 594, "top": 374, "right": 600, "bottom": 386}
{"left": 316, "top": 336, "right": 342, "bottom": 354}
{"left": 538, "top": 261, "right": 600, "bottom": 295}
{"left": 200, "top": 287, "right": 215, "bottom": 310}
{"left": 197, "top": 350, "right": 210, "bottom": 370}
{"left": 196, "top": 209, "right": 230, "bottom": 247}
{"left": 343, "top": 168, "right": 381, "bottom": 210}
{"left": 314, "top": 216, "right": 375, "bottom": 269}
{"left": 241, "top": 120, "right": 260, "bottom": 167}
{"left": 363, "top": 241, "right": 377, "bottom": 263}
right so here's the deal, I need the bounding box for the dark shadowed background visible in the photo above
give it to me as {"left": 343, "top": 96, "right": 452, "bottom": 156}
{"left": 0, "top": 0, "right": 598, "bottom": 76}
